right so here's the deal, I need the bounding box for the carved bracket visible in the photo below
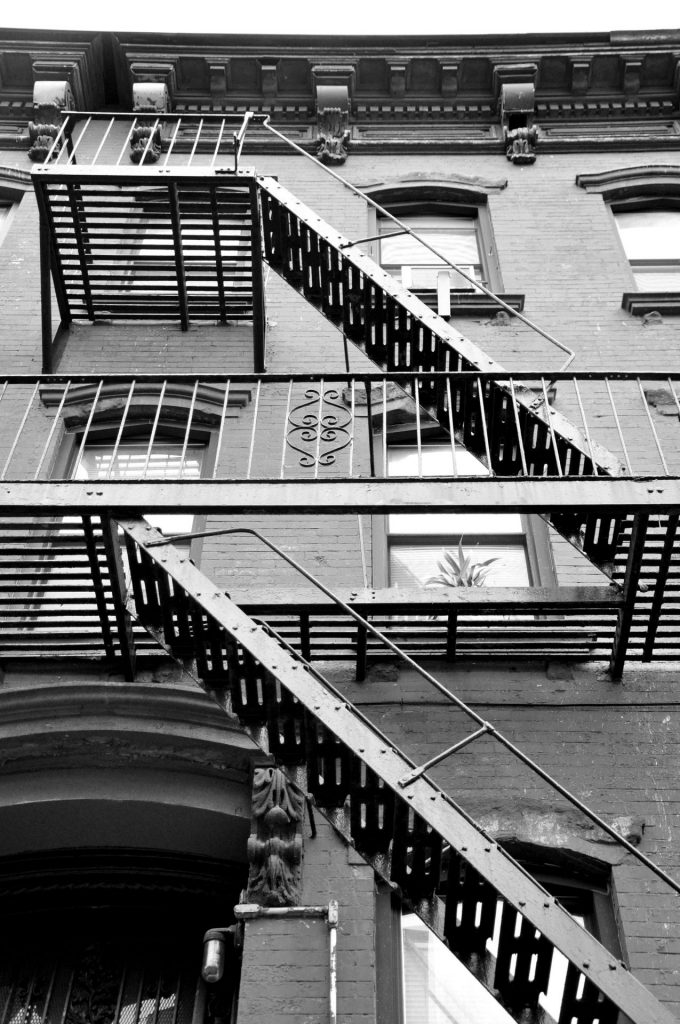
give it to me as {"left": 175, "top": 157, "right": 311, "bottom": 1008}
{"left": 500, "top": 81, "right": 538, "bottom": 165}
{"left": 313, "top": 66, "right": 354, "bottom": 166}
{"left": 130, "top": 81, "right": 169, "bottom": 164}
{"left": 28, "top": 80, "right": 74, "bottom": 162}
{"left": 246, "top": 764, "right": 305, "bottom": 907}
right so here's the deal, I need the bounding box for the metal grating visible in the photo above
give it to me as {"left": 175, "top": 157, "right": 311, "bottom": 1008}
{"left": 37, "top": 179, "right": 254, "bottom": 325}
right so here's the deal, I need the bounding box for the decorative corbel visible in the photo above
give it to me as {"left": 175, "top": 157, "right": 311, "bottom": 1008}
{"left": 440, "top": 63, "right": 459, "bottom": 98}
{"left": 312, "top": 66, "right": 354, "bottom": 166}
{"left": 209, "top": 62, "right": 230, "bottom": 102}
{"left": 130, "top": 81, "right": 169, "bottom": 164}
{"left": 246, "top": 764, "right": 305, "bottom": 907}
{"left": 28, "top": 80, "right": 74, "bottom": 162}
{"left": 570, "top": 60, "right": 591, "bottom": 96}
{"left": 389, "top": 62, "right": 407, "bottom": 98}
{"left": 500, "top": 81, "right": 538, "bottom": 165}
{"left": 623, "top": 58, "right": 643, "bottom": 96}
{"left": 260, "top": 62, "right": 279, "bottom": 99}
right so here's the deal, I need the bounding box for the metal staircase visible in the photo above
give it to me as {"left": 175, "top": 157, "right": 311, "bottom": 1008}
{"left": 256, "top": 175, "right": 627, "bottom": 575}
{"left": 118, "top": 514, "right": 677, "bottom": 1024}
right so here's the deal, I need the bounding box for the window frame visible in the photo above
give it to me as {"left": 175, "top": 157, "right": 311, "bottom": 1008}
{"left": 54, "top": 418, "right": 218, "bottom": 566}
{"left": 378, "top": 857, "right": 623, "bottom": 1024}
{"left": 371, "top": 434, "right": 555, "bottom": 590}
{"left": 576, "top": 166, "right": 680, "bottom": 315}
{"left": 368, "top": 197, "right": 504, "bottom": 295}
{"left": 610, "top": 198, "right": 680, "bottom": 295}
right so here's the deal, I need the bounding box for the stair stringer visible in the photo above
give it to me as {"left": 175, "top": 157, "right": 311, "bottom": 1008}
{"left": 118, "top": 515, "right": 676, "bottom": 1024}
{"left": 256, "top": 175, "right": 627, "bottom": 575}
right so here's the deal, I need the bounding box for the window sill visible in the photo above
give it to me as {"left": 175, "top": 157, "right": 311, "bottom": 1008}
{"left": 412, "top": 290, "right": 525, "bottom": 315}
{"left": 622, "top": 292, "right": 680, "bottom": 316}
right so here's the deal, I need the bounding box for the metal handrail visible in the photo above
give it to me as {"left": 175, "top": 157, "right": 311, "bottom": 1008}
{"left": 261, "top": 116, "right": 576, "bottom": 370}
{"left": 144, "top": 523, "right": 680, "bottom": 899}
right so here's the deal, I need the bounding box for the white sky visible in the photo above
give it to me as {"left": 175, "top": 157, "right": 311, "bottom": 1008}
{"left": 0, "top": 0, "right": 677, "bottom": 36}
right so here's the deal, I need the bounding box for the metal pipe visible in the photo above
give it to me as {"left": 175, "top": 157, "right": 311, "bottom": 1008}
{"left": 262, "top": 117, "right": 576, "bottom": 370}
{"left": 328, "top": 900, "right": 338, "bottom": 1024}
{"left": 398, "top": 724, "right": 491, "bottom": 787}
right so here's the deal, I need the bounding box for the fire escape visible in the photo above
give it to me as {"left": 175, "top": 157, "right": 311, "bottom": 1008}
{"left": 7, "top": 110, "right": 680, "bottom": 1024}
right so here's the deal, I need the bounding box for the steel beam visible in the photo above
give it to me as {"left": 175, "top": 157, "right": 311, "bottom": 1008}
{"left": 238, "top": 585, "right": 623, "bottom": 610}
{"left": 115, "top": 515, "right": 678, "bottom": 1024}
{"left": 1, "top": 477, "right": 680, "bottom": 514}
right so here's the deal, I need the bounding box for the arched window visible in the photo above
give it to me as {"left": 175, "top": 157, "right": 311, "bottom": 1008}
{"left": 361, "top": 179, "right": 525, "bottom": 318}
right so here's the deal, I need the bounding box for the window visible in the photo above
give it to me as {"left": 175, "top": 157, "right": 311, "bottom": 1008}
{"left": 72, "top": 439, "right": 205, "bottom": 551}
{"left": 379, "top": 213, "right": 484, "bottom": 293}
{"left": 383, "top": 443, "right": 539, "bottom": 589}
{"left": 613, "top": 206, "right": 680, "bottom": 291}
{"left": 396, "top": 859, "right": 622, "bottom": 1024}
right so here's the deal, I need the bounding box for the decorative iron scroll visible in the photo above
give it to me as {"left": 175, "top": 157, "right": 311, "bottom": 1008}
{"left": 286, "top": 387, "right": 352, "bottom": 469}
{"left": 246, "top": 765, "right": 305, "bottom": 906}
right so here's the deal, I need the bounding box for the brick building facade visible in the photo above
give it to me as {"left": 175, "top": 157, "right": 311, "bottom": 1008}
{"left": 0, "top": 25, "right": 679, "bottom": 1024}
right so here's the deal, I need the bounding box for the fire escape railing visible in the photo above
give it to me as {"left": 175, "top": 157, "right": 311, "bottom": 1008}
{"left": 1, "top": 372, "right": 679, "bottom": 670}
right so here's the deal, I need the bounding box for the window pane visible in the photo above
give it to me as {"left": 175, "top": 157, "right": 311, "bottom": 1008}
{"left": 387, "top": 446, "right": 523, "bottom": 534}
{"left": 402, "top": 914, "right": 513, "bottom": 1024}
{"left": 390, "top": 544, "right": 530, "bottom": 587}
{"left": 632, "top": 268, "right": 680, "bottom": 291}
{"left": 380, "top": 216, "right": 480, "bottom": 267}
{"left": 75, "top": 442, "right": 204, "bottom": 540}
{"left": 614, "top": 210, "right": 680, "bottom": 261}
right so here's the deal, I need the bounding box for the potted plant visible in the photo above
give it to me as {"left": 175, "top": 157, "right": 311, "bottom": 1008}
{"left": 425, "top": 541, "right": 500, "bottom": 589}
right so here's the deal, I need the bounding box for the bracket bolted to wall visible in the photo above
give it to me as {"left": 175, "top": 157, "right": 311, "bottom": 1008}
{"left": 313, "top": 65, "right": 353, "bottom": 165}
{"left": 28, "top": 81, "right": 74, "bottom": 162}
{"left": 495, "top": 65, "right": 539, "bottom": 165}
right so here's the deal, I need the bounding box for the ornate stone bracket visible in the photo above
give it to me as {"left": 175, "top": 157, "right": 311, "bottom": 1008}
{"left": 130, "top": 81, "right": 169, "bottom": 164}
{"left": 499, "top": 79, "right": 538, "bottom": 165}
{"left": 313, "top": 66, "right": 353, "bottom": 166}
{"left": 246, "top": 763, "right": 305, "bottom": 907}
{"left": 28, "top": 80, "right": 74, "bottom": 162}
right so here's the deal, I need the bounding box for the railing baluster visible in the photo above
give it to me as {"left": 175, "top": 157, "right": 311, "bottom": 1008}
{"left": 477, "top": 374, "right": 492, "bottom": 469}
{"left": 508, "top": 377, "right": 528, "bottom": 476}
{"left": 382, "top": 379, "right": 388, "bottom": 477}
{"left": 542, "top": 376, "right": 563, "bottom": 477}
{"left": 605, "top": 378, "right": 633, "bottom": 474}
{"left": 142, "top": 380, "right": 167, "bottom": 478}
{"left": 572, "top": 377, "right": 598, "bottom": 476}
{"left": 281, "top": 378, "right": 293, "bottom": 479}
{"left": 138, "top": 118, "right": 160, "bottom": 166}
{"left": 415, "top": 377, "right": 423, "bottom": 477}
{"left": 65, "top": 116, "right": 92, "bottom": 164}
{"left": 638, "top": 376, "right": 669, "bottom": 475}
{"left": 163, "top": 118, "right": 182, "bottom": 164}
{"left": 314, "top": 379, "right": 324, "bottom": 479}
{"left": 106, "top": 380, "right": 135, "bottom": 479}
{"left": 188, "top": 118, "right": 204, "bottom": 165}
{"left": 35, "top": 380, "right": 72, "bottom": 479}
{"left": 348, "top": 378, "right": 356, "bottom": 477}
{"left": 213, "top": 379, "right": 231, "bottom": 479}
{"left": 446, "top": 376, "right": 458, "bottom": 476}
{"left": 72, "top": 379, "right": 103, "bottom": 478}
{"left": 179, "top": 380, "right": 199, "bottom": 479}
{"left": 115, "top": 117, "right": 137, "bottom": 166}
{"left": 92, "top": 117, "right": 116, "bottom": 166}
{"left": 42, "top": 113, "right": 69, "bottom": 164}
{"left": 1, "top": 380, "right": 41, "bottom": 480}
{"left": 210, "top": 119, "right": 227, "bottom": 166}
{"left": 246, "top": 380, "right": 261, "bottom": 479}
